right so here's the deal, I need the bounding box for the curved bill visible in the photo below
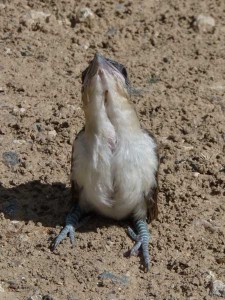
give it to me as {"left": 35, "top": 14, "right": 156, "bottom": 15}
{"left": 82, "top": 53, "right": 129, "bottom": 88}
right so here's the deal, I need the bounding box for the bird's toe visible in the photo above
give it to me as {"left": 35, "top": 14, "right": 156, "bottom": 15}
{"left": 51, "top": 224, "right": 75, "bottom": 250}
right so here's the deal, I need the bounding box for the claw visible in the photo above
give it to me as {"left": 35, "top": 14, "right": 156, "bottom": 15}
{"left": 130, "top": 240, "right": 142, "bottom": 256}
{"left": 127, "top": 227, "right": 138, "bottom": 241}
{"left": 127, "top": 220, "right": 151, "bottom": 271}
{"left": 51, "top": 204, "right": 91, "bottom": 251}
{"left": 52, "top": 224, "right": 75, "bottom": 250}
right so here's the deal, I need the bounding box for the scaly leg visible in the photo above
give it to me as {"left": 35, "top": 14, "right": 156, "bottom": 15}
{"left": 127, "top": 219, "right": 150, "bottom": 271}
{"left": 52, "top": 204, "right": 89, "bottom": 250}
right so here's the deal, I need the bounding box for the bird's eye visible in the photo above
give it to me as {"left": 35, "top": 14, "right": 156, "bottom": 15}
{"left": 82, "top": 67, "right": 88, "bottom": 84}
{"left": 104, "top": 91, "right": 108, "bottom": 105}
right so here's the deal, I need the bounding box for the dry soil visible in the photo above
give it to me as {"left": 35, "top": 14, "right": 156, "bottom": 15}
{"left": 0, "top": 0, "right": 225, "bottom": 300}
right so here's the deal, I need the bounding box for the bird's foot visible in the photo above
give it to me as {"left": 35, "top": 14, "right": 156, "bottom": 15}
{"left": 52, "top": 224, "right": 75, "bottom": 250}
{"left": 51, "top": 204, "right": 89, "bottom": 250}
{"left": 127, "top": 220, "right": 150, "bottom": 271}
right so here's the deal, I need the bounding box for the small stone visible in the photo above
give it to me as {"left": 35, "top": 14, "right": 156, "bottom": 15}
{"left": 12, "top": 107, "right": 26, "bottom": 115}
{"left": 183, "top": 145, "right": 194, "bottom": 151}
{"left": 13, "top": 139, "right": 26, "bottom": 145}
{"left": 77, "top": 7, "right": 94, "bottom": 23}
{"left": 11, "top": 220, "right": 20, "bottom": 224}
{"left": 0, "top": 283, "right": 4, "bottom": 292}
{"left": 193, "top": 172, "right": 200, "bottom": 178}
{"left": 115, "top": 3, "right": 125, "bottom": 11}
{"left": 20, "top": 10, "right": 51, "bottom": 28}
{"left": 34, "top": 123, "right": 42, "bottom": 132}
{"left": 83, "top": 42, "right": 90, "bottom": 50}
{"left": 106, "top": 291, "right": 118, "bottom": 300}
{"left": 27, "top": 296, "right": 42, "bottom": 300}
{"left": 193, "top": 219, "right": 218, "bottom": 233}
{"left": 27, "top": 289, "right": 43, "bottom": 300}
{"left": 42, "top": 295, "right": 54, "bottom": 300}
{"left": 98, "top": 271, "right": 129, "bottom": 285}
{"left": 105, "top": 244, "right": 111, "bottom": 251}
{"left": 2, "top": 151, "right": 20, "bottom": 166}
{"left": 215, "top": 256, "right": 225, "bottom": 264}
{"left": 107, "top": 27, "right": 117, "bottom": 37}
{"left": 20, "top": 107, "right": 26, "bottom": 114}
{"left": 48, "top": 130, "right": 57, "bottom": 137}
{"left": 0, "top": 87, "right": 4, "bottom": 92}
{"left": 194, "top": 15, "right": 215, "bottom": 33}
{"left": 2, "top": 199, "right": 18, "bottom": 217}
{"left": 5, "top": 47, "right": 12, "bottom": 54}
{"left": 21, "top": 49, "right": 32, "bottom": 57}
{"left": 210, "top": 280, "right": 225, "bottom": 297}
{"left": 30, "top": 10, "right": 51, "bottom": 21}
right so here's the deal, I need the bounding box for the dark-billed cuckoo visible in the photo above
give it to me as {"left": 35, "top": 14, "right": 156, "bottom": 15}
{"left": 52, "top": 53, "right": 159, "bottom": 271}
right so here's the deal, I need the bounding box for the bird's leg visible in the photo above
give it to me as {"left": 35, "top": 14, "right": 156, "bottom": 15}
{"left": 127, "top": 219, "right": 150, "bottom": 271}
{"left": 52, "top": 203, "right": 90, "bottom": 250}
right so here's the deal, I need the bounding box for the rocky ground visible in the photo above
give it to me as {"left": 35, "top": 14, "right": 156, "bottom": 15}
{"left": 0, "top": 0, "right": 225, "bottom": 299}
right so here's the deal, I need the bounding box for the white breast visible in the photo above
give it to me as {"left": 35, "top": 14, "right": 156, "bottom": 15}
{"left": 71, "top": 129, "right": 158, "bottom": 221}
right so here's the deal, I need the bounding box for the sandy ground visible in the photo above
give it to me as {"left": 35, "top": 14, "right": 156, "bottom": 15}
{"left": 0, "top": 0, "right": 225, "bottom": 299}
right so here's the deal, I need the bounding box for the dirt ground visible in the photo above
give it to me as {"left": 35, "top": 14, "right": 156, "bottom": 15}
{"left": 0, "top": 0, "right": 225, "bottom": 299}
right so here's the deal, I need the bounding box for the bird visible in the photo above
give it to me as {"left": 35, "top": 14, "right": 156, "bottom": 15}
{"left": 52, "top": 53, "right": 159, "bottom": 271}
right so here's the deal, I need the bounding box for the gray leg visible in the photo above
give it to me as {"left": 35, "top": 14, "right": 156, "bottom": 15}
{"left": 128, "top": 219, "right": 150, "bottom": 271}
{"left": 52, "top": 203, "right": 89, "bottom": 250}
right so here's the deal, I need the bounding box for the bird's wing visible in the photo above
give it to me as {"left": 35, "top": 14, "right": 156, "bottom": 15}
{"left": 143, "top": 129, "right": 159, "bottom": 223}
{"left": 70, "top": 127, "right": 85, "bottom": 203}
{"left": 146, "top": 175, "right": 158, "bottom": 223}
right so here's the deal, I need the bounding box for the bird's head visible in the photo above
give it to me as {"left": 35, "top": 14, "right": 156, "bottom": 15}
{"left": 82, "top": 53, "right": 131, "bottom": 111}
{"left": 81, "top": 53, "right": 140, "bottom": 133}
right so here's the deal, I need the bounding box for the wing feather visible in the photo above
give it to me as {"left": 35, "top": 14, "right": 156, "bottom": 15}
{"left": 143, "top": 129, "right": 159, "bottom": 223}
{"left": 70, "top": 127, "right": 85, "bottom": 203}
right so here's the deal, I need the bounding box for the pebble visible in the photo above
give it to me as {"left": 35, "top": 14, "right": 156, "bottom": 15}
{"left": 20, "top": 10, "right": 51, "bottom": 28}
{"left": 115, "top": 3, "right": 125, "bottom": 11}
{"left": 2, "top": 199, "right": 18, "bottom": 217}
{"left": 11, "top": 220, "right": 20, "bottom": 224}
{"left": 29, "top": 10, "right": 51, "bottom": 21}
{"left": 20, "top": 107, "right": 26, "bottom": 113}
{"left": 5, "top": 47, "right": 12, "bottom": 54}
{"left": 27, "top": 291, "right": 52, "bottom": 300}
{"left": 34, "top": 123, "right": 42, "bottom": 132}
{"left": 27, "top": 296, "right": 42, "bottom": 300}
{"left": 2, "top": 151, "right": 20, "bottom": 166}
{"left": 21, "top": 49, "right": 32, "bottom": 57}
{"left": 194, "top": 15, "right": 215, "bottom": 33}
{"left": 13, "top": 139, "right": 27, "bottom": 145}
{"left": 42, "top": 295, "right": 54, "bottom": 300}
{"left": 210, "top": 280, "right": 225, "bottom": 297}
{"left": 107, "top": 27, "right": 117, "bottom": 37}
{"left": 83, "top": 42, "right": 90, "bottom": 50}
{"left": 77, "top": 7, "right": 94, "bottom": 23}
{"left": 215, "top": 256, "right": 225, "bottom": 264}
{"left": 48, "top": 130, "right": 57, "bottom": 137}
{"left": 0, "top": 284, "right": 4, "bottom": 292}
{"left": 106, "top": 292, "right": 118, "bottom": 300}
{"left": 193, "top": 219, "right": 218, "bottom": 233}
{"left": 98, "top": 271, "right": 129, "bottom": 285}
{"left": 12, "top": 107, "right": 26, "bottom": 115}
{"left": 193, "top": 172, "right": 200, "bottom": 178}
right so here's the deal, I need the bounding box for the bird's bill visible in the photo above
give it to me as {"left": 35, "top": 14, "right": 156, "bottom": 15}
{"left": 82, "top": 53, "right": 126, "bottom": 88}
{"left": 81, "top": 53, "right": 129, "bottom": 108}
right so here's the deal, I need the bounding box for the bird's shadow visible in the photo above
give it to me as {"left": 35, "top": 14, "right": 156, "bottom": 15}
{"left": 0, "top": 180, "right": 129, "bottom": 231}
{"left": 0, "top": 180, "right": 145, "bottom": 270}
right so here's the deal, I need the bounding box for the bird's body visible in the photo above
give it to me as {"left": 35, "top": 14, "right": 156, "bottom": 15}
{"left": 53, "top": 53, "right": 159, "bottom": 271}
{"left": 72, "top": 125, "right": 157, "bottom": 221}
